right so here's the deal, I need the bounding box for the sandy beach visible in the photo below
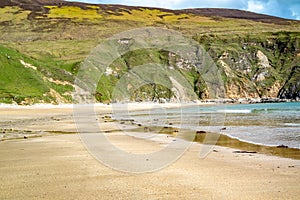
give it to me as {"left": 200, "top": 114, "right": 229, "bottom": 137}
{"left": 0, "top": 104, "right": 299, "bottom": 199}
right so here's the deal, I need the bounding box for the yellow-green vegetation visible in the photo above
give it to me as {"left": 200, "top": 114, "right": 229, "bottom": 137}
{"left": 45, "top": 6, "right": 103, "bottom": 21}
{"left": 0, "top": 6, "right": 30, "bottom": 23}
{"left": 106, "top": 8, "right": 213, "bottom": 25}
{"left": 4, "top": 40, "right": 97, "bottom": 62}
{"left": 107, "top": 8, "right": 170, "bottom": 22}
{"left": 86, "top": 5, "right": 100, "bottom": 10}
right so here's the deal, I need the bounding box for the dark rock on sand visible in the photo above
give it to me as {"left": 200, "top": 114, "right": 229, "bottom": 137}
{"left": 196, "top": 131, "right": 206, "bottom": 134}
{"left": 233, "top": 150, "right": 257, "bottom": 154}
{"left": 277, "top": 144, "right": 288, "bottom": 148}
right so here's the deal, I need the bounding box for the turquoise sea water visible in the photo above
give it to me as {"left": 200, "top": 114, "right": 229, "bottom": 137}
{"left": 116, "top": 102, "right": 300, "bottom": 149}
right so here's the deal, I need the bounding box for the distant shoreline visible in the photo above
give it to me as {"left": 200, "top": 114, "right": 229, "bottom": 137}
{"left": 0, "top": 97, "right": 299, "bottom": 108}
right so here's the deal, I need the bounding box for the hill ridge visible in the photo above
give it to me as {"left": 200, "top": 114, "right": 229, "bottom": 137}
{"left": 0, "top": 0, "right": 293, "bottom": 24}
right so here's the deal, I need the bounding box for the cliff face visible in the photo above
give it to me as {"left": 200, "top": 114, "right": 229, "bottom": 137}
{"left": 90, "top": 33, "right": 300, "bottom": 102}
{"left": 278, "top": 66, "right": 300, "bottom": 100}
{"left": 0, "top": 0, "right": 299, "bottom": 104}
{"left": 199, "top": 32, "right": 300, "bottom": 100}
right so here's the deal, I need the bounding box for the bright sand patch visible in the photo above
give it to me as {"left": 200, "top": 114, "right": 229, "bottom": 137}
{"left": 0, "top": 104, "right": 299, "bottom": 199}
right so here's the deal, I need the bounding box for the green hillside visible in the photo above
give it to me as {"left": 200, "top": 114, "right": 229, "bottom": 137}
{"left": 0, "top": 0, "right": 299, "bottom": 104}
{"left": 0, "top": 45, "right": 74, "bottom": 104}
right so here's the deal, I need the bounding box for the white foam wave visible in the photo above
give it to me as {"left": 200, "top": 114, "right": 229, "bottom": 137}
{"left": 217, "top": 109, "right": 252, "bottom": 114}
{"left": 283, "top": 123, "right": 300, "bottom": 127}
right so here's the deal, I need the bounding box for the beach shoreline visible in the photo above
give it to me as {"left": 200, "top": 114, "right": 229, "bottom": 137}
{"left": 1, "top": 103, "right": 299, "bottom": 156}
{"left": 1, "top": 105, "right": 300, "bottom": 199}
{"left": 1, "top": 96, "right": 299, "bottom": 109}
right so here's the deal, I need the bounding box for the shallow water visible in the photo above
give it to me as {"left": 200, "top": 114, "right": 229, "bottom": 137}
{"left": 114, "top": 102, "right": 300, "bottom": 149}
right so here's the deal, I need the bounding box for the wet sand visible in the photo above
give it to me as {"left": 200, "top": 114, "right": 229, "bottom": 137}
{"left": 0, "top": 105, "right": 300, "bottom": 199}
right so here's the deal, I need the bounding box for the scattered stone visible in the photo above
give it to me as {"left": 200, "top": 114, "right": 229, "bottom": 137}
{"left": 233, "top": 150, "right": 257, "bottom": 154}
{"left": 137, "top": 124, "right": 142, "bottom": 126}
{"left": 213, "top": 150, "right": 218, "bottom": 152}
{"left": 120, "top": 119, "right": 134, "bottom": 122}
{"left": 23, "top": 136, "right": 28, "bottom": 139}
{"left": 277, "top": 144, "right": 288, "bottom": 148}
{"left": 120, "top": 121, "right": 125, "bottom": 124}
{"left": 196, "top": 131, "right": 206, "bottom": 134}
{"left": 221, "top": 127, "right": 226, "bottom": 130}
{"left": 288, "top": 166, "right": 295, "bottom": 168}
{"left": 169, "top": 123, "right": 173, "bottom": 125}
{"left": 200, "top": 98, "right": 290, "bottom": 104}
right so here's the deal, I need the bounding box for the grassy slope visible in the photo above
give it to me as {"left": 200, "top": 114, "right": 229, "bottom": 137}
{"left": 0, "top": 1, "right": 299, "bottom": 103}
{"left": 0, "top": 45, "right": 74, "bottom": 104}
{"left": 0, "top": 45, "right": 48, "bottom": 103}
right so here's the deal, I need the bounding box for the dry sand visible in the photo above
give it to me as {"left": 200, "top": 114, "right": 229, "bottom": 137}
{"left": 0, "top": 105, "right": 299, "bottom": 199}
